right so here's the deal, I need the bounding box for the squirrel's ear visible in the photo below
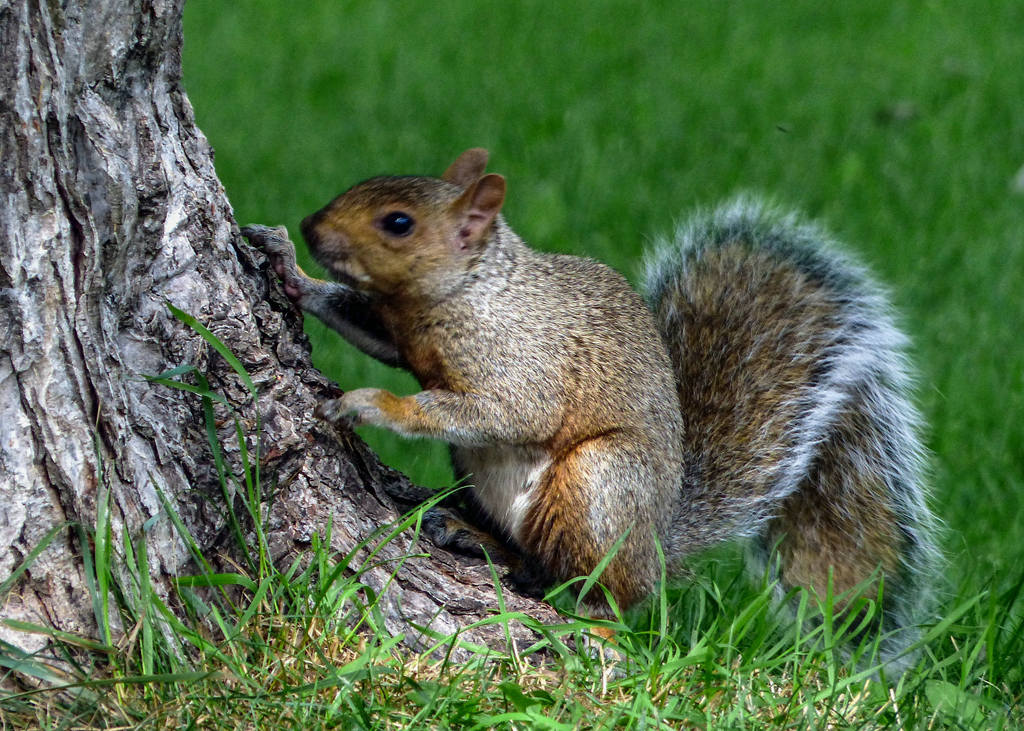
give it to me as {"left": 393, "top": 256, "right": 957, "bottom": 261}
{"left": 442, "top": 148, "right": 490, "bottom": 187}
{"left": 451, "top": 173, "right": 505, "bottom": 252}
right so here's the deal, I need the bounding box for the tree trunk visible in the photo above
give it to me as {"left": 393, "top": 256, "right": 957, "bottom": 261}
{"left": 0, "top": 0, "right": 556, "bottom": 667}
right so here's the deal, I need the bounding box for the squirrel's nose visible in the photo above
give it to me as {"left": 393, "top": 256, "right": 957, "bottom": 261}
{"left": 299, "top": 211, "right": 321, "bottom": 245}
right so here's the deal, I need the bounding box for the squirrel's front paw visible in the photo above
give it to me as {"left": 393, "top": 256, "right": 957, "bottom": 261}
{"left": 316, "top": 388, "right": 387, "bottom": 428}
{"left": 241, "top": 224, "right": 305, "bottom": 301}
{"left": 241, "top": 224, "right": 293, "bottom": 256}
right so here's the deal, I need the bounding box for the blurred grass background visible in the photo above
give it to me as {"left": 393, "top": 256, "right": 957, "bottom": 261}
{"left": 183, "top": 0, "right": 1023, "bottom": 593}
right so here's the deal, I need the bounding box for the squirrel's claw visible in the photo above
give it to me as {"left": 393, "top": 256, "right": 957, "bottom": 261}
{"left": 240, "top": 224, "right": 295, "bottom": 257}
{"left": 240, "top": 224, "right": 289, "bottom": 244}
{"left": 315, "top": 397, "right": 356, "bottom": 427}
{"left": 317, "top": 389, "right": 386, "bottom": 429}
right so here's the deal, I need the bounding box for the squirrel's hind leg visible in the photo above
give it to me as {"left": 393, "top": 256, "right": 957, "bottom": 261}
{"left": 420, "top": 506, "right": 552, "bottom": 598}
{"left": 517, "top": 434, "right": 669, "bottom": 620}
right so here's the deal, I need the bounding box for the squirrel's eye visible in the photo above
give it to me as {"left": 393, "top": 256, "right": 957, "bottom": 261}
{"left": 379, "top": 211, "right": 415, "bottom": 237}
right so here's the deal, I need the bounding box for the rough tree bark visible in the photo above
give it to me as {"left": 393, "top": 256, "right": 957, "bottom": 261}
{"left": 0, "top": 0, "right": 557, "bottom": 667}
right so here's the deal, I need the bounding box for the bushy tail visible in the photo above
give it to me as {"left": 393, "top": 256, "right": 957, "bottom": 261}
{"left": 642, "top": 197, "right": 941, "bottom": 670}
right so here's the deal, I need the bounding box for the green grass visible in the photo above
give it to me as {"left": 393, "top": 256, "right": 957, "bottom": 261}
{"left": 1, "top": 378, "right": 1020, "bottom": 728}
{"left": 1, "top": 313, "right": 1021, "bottom": 727}
{"left": 4, "top": 0, "right": 1023, "bottom": 727}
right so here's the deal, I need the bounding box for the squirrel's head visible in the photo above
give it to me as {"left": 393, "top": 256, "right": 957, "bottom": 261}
{"left": 301, "top": 148, "right": 506, "bottom": 300}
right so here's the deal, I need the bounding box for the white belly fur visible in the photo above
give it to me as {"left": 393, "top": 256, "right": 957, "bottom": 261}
{"left": 453, "top": 444, "right": 551, "bottom": 542}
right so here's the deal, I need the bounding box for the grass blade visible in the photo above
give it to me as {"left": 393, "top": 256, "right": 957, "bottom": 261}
{"left": 166, "top": 302, "right": 257, "bottom": 402}
{"left": 0, "top": 521, "right": 72, "bottom": 597}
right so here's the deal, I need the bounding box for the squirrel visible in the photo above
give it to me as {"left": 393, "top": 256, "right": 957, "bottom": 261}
{"left": 242, "top": 148, "right": 939, "bottom": 665}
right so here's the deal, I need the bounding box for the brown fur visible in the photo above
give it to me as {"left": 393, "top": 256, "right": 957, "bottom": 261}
{"left": 768, "top": 407, "right": 905, "bottom": 600}
{"left": 244, "top": 150, "right": 938, "bottom": 668}
{"left": 651, "top": 238, "right": 914, "bottom": 594}
{"left": 297, "top": 150, "right": 682, "bottom": 614}
{"left": 660, "top": 243, "right": 837, "bottom": 506}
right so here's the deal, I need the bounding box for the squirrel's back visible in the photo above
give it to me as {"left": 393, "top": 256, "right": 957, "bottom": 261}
{"left": 643, "top": 198, "right": 939, "bottom": 665}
